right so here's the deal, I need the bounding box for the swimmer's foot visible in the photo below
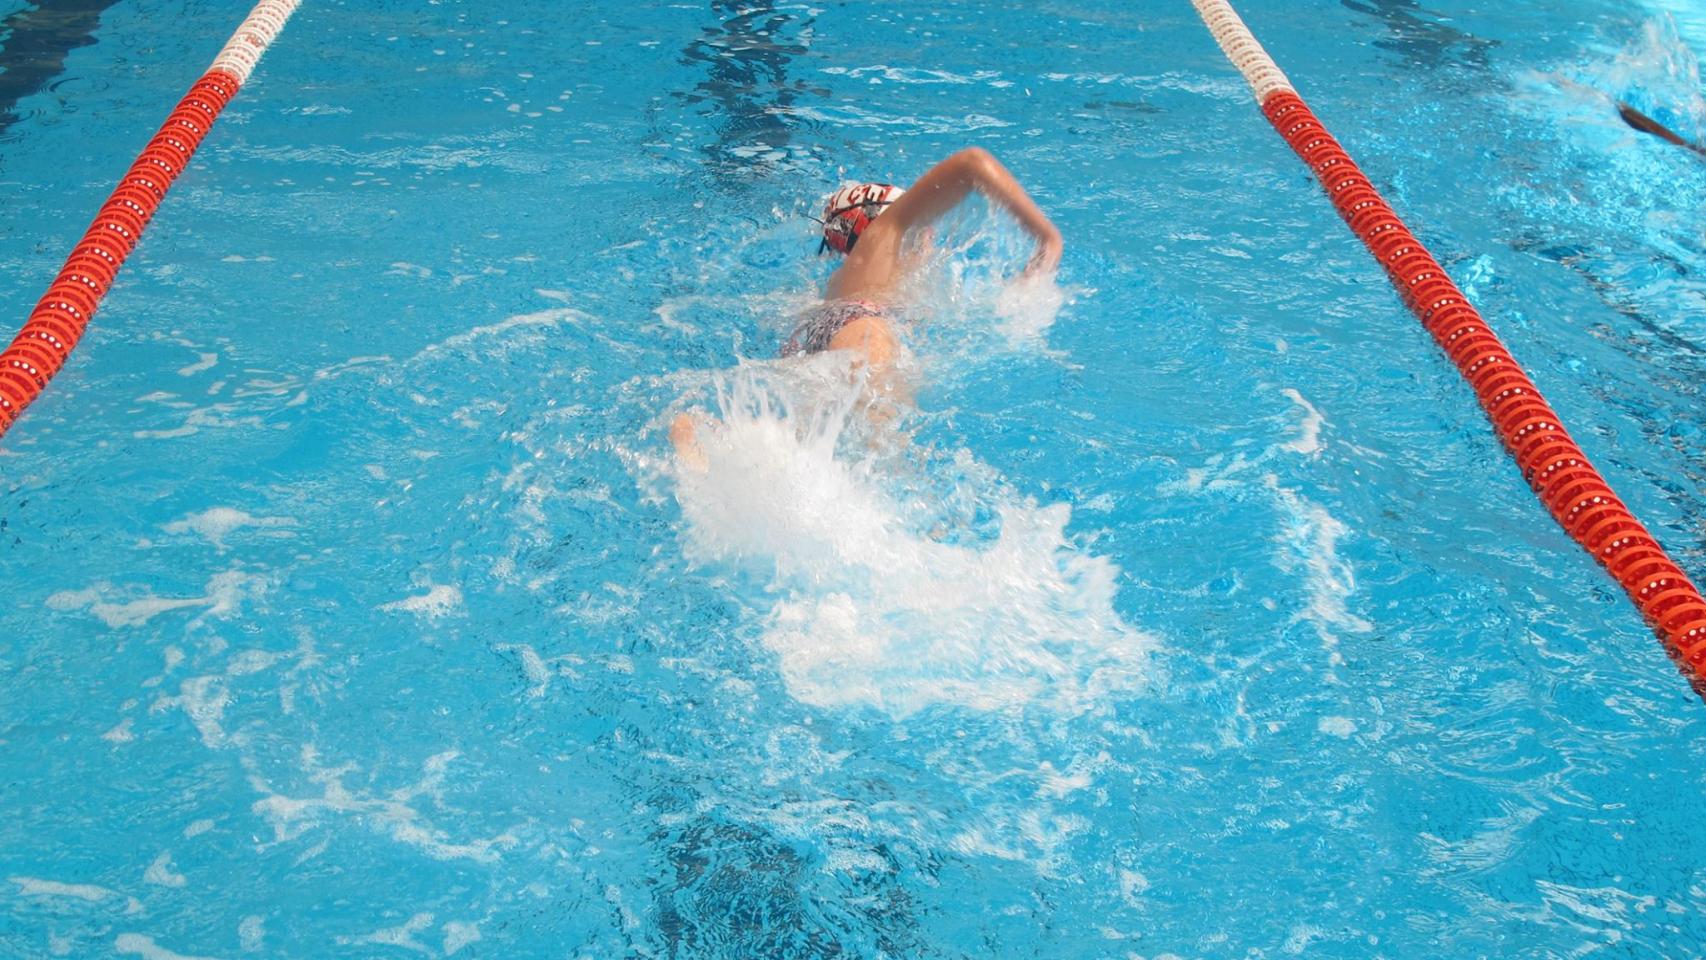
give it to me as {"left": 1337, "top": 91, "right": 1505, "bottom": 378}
{"left": 670, "top": 412, "right": 709, "bottom": 473}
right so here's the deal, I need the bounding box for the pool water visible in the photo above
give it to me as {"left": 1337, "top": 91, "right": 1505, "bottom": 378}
{"left": 2, "top": 1, "right": 1704, "bottom": 957}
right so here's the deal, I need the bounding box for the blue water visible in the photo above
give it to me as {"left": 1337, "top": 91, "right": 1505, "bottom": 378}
{"left": 2, "top": 1, "right": 1704, "bottom": 957}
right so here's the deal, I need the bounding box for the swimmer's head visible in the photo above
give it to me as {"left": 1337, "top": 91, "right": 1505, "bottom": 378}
{"left": 818, "top": 182, "right": 904, "bottom": 255}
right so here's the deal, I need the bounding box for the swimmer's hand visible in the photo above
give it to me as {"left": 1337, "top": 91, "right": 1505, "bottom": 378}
{"left": 1024, "top": 226, "right": 1063, "bottom": 278}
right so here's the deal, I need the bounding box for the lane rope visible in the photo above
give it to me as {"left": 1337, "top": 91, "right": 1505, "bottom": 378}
{"left": 0, "top": 0, "right": 301, "bottom": 439}
{"left": 1189, "top": 0, "right": 1706, "bottom": 691}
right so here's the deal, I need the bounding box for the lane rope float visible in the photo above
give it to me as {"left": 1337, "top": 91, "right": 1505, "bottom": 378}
{"left": 1189, "top": 0, "right": 1706, "bottom": 692}
{"left": 0, "top": 0, "right": 301, "bottom": 439}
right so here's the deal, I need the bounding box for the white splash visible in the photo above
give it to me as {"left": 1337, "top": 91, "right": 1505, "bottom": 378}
{"left": 900, "top": 204, "right": 1080, "bottom": 358}
{"left": 993, "top": 272, "right": 1070, "bottom": 346}
{"left": 669, "top": 364, "right": 1152, "bottom": 717}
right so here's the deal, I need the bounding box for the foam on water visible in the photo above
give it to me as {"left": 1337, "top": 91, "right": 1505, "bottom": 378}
{"left": 161, "top": 507, "right": 295, "bottom": 551}
{"left": 113, "top": 934, "right": 216, "bottom": 960}
{"left": 1156, "top": 386, "right": 1368, "bottom": 678}
{"left": 1266, "top": 475, "right": 1372, "bottom": 671}
{"left": 246, "top": 747, "right": 519, "bottom": 863}
{"left": 337, "top": 912, "right": 437, "bottom": 952}
{"left": 378, "top": 583, "right": 465, "bottom": 619}
{"left": 142, "top": 852, "right": 186, "bottom": 889}
{"left": 47, "top": 570, "right": 267, "bottom": 630}
{"left": 11, "top": 877, "right": 119, "bottom": 903}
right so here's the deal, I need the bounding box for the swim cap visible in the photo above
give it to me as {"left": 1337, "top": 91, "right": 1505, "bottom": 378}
{"left": 819, "top": 182, "right": 904, "bottom": 254}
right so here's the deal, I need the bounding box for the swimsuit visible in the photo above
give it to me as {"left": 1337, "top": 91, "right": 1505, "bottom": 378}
{"left": 780, "top": 299, "right": 888, "bottom": 357}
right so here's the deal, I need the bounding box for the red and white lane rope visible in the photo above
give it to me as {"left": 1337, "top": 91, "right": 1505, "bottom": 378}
{"left": 1190, "top": 0, "right": 1706, "bottom": 691}
{"left": 0, "top": 0, "right": 301, "bottom": 439}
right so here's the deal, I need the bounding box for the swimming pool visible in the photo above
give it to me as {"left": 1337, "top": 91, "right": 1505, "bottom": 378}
{"left": 2, "top": 0, "right": 1704, "bottom": 956}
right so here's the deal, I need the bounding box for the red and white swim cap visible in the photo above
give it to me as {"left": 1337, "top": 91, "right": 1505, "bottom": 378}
{"left": 820, "top": 182, "right": 904, "bottom": 254}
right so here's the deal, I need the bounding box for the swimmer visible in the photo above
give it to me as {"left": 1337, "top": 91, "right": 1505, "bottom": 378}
{"left": 671, "top": 147, "right": 1062, "bottom": 467}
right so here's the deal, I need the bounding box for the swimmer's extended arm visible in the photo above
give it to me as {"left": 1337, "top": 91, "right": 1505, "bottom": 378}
{"left": 870, "top": 147, "right": 1063, "bottom": 273}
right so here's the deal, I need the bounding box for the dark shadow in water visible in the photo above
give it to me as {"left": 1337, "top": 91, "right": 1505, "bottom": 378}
{"left": 1514, "top": 235, "right": 1706, "bottom": 363}
{"left": 1341, "top": 0, "right": 1498, "bottom": 74}
{"left": 676, "top": 0, "right": 818, "bottom": 184}
{"left": 0, "top": 0, "right": 123, "bottom": 134}
{"left": 652, "top": 812, "right": 925, "bottom": 959}
{"left": 1508, "top": 232, "right": 1706, "bottom": 563}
